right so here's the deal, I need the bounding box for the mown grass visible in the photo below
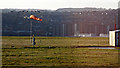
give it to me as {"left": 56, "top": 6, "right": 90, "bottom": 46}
{"left": 2, "top": 36, "right": 119, "bottom": 67}
{"left": 2, "top": 36, "right": 109, "bottom": 48}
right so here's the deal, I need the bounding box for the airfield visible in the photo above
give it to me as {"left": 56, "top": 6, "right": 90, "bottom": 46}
{"left": 2, "top": 36, "right": 119, "bottom": 68}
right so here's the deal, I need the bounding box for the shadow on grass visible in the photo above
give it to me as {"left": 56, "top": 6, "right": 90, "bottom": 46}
{"left": 1, "top": 66, "right": 119, "bottom": 68}
{"left": 2, "top": 46, "right": 119, "bottom": 50}
{"left": 24, "top": 46, "right": 56, "bottom": 49}
{"left": 2, "top": 46, "right": 57, "bottom": 49}
{"left": 72, "top": 46, "right": 115, "bottom": 48}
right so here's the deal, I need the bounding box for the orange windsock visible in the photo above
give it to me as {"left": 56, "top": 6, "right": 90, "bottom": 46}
{"left": 30, "top": 15, "right": 36, "bottom": 19}
{"left": 30, "top": 15, "right": 42, "bottom": 21}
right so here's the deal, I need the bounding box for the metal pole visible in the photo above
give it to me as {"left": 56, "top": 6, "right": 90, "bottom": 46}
{"left": 115, "top": 16, "right": 116, "bottom": 30}
{"left": 107, "top": 25, "right": 110, "bottom": 34}
{"left": 63, "top": 24, "right": 64, "bottom": 36}
{"left": 95, "top": 26, "right": 97, "bottom": 36}
{"left": 30, "top": 21, "right": 32, "bottom": 43}
{"left": 74, "top": 24, "right": 77, "bottom": 36}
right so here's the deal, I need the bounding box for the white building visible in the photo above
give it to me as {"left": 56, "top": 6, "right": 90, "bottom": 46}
{"left": 109, "top": 30, "right": 120, "bottom": 47}
{"left": 74, "top": 33, "right": 96, "bottom": 37}
{"left": 99, "top": 34, "right": 109, "bottom": 37}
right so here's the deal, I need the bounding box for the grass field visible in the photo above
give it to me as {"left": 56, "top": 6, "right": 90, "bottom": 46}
{"left": 2, "top": 36, "right": 119, "bottom": 67}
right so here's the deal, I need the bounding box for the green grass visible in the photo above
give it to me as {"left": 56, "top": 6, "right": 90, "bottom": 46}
{"left": 2, "top": 36, "right": 119, "bottom": 67}
{"left": 2, "top": 36, "right": 109, "bottom": 48}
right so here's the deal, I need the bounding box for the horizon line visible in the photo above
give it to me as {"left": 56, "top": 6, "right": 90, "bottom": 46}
{"left": 0, "top": 7, "right": 118, "bottom": 10}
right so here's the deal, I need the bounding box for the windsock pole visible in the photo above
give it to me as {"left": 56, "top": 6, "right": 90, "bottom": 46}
{"left": 24, "top": 15, "right": 42, "bottom": 46}
{"left": 30, "top": 21, "right": 32, "bottom": 43}
{"left": 32, "top": 34, "right": 36, "bottom": 47}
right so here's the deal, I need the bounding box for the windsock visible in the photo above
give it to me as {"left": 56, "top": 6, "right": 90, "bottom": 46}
{"left": 30, "top": 15, "right": 42, "bottom": 21}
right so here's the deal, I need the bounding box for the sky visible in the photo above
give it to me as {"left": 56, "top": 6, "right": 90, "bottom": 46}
{"left": 0, "top": 0, "right": 120, "bottom": 10}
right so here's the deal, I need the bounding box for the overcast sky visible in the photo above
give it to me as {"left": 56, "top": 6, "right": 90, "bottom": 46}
{"left": 0, "top": 0, "right": 119, "bottom": 10}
